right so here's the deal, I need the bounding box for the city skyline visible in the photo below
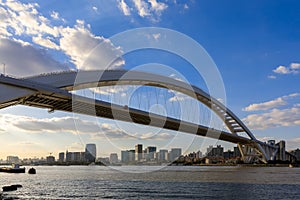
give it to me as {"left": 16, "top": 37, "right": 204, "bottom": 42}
{"left": 0, "top": 143, "right": 234, "bottom": 164}
{"left": 0, "top": 1, "right": 299, "bottom": 159}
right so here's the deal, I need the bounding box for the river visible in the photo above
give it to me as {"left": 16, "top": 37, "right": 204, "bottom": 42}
{"left": 0, "top": 166, "right": 300, "bottom": 199}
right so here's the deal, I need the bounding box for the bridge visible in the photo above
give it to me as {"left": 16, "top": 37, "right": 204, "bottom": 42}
{"left": 0, "top": 70, "right": 290, "bottom": 163}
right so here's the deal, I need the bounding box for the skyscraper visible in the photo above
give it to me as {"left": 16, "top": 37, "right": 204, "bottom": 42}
{"left": 135, "top": 144, "right": 143, "bottom": 161}
{"left": 85, "top": 144, "right": 96, "bottom": 163}
{"left": 145, "top": 146, "right": 157, "bottom": 160}
{"left": 58, "top": 152, "right": 65, "bottom": 162}
{"left": 169, "top": 148, "right": 182, "bottom": 161}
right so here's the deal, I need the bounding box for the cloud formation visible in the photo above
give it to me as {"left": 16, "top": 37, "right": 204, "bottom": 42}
{"left": 0, "top": 0, "right": 124, "bottom": 74}
{"left": 242, "top": 93, "right": 300, "bottom": 130}
{"left": 272, "top": 63, "right": 300, "bottom": 75}
{"left": 117, "top": 0, "right": 168, "bottom": 21}
{"left": 118, "top": 0, "right": 131, "bottom": 16}
{"left": 0, "top": 114, "right": 174, "bottom": 141}
{"left": 0, "top": 38, "right": 68, "bottom": 76}
{"left": 243, "top": 93, "right": 299, "bottom": 111}
{"left": 243, "top": 107, "right": 300, "bottom": 130}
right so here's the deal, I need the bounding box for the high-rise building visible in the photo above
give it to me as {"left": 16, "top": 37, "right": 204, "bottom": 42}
{"left": 145, "top": 146, "right": 157, "bottom": 161}
{"left": 85, "top": 144, "right": 96, "bottom": 163}
{"left": 169, "top": 148, "right": 182, "bottom": 161}
{"left": 135, "top": 144, "right": 143, "bottom": 161}
{"left": 58, "top": 152, "right": 65, "bottom": 162}
{"left": 121, "top": 151, "right": 129, "bottom": 163}
{"left": 65, "top": 151, "right": 85, "bottom": 162}
{"left": 128, "top": 150, "right": 135, "bottom": 162}
{"left": 66, "top": 151, "right": 71, "bottom": 162}
{"left": 158, "top": 149, "right": 168, "bottom": 162}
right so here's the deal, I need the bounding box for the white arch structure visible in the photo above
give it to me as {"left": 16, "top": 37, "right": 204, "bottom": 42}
{"left": 0, "top": 70, "right": 279, "bottom": 163}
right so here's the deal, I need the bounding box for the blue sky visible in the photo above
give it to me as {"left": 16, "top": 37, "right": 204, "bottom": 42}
{"left": 0, "top": 0, "right": 299, "bottom": 159}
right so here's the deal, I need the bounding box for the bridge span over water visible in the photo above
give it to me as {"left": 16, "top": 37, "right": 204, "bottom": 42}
{"left": 0, "top": 70, "right": 286, "bottom": 163}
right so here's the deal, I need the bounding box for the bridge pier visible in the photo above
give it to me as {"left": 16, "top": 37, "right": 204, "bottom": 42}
{"left": 238, "top": 144, "right": 264, "bottom": 163}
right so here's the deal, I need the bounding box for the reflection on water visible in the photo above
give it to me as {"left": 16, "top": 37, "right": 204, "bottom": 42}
{"left": 0, "top": 166, "right": 300, "bottom": 199}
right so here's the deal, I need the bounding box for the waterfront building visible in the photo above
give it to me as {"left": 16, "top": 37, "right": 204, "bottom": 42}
{"left": 128, "top": 150, "right": 135, "bottom": 162}
{"left": 110, "top": 153, "right": 118, "bottom": 164}
{"left": 121, "top": 150, "right": 135, "bottom": 163}
{"left": 233, "top": 146, "right": 241, "bottom": 158}
{"left": 196, "top": 150, "right": 203, "bottom": 159}
{"left": 207, "top": 145, "right": 224, "bottom": 158}
{"left": 121, "top": 151, "right": 129, "bottom": 163}
{"left": 46, "top": 155, "right": 55, "bottom": 163}
{"left": 223, "top": 150, "right": 234, "bottom": 159}
{"left": 158, "top": 149, "right": 168, "bottom": 162}
{"left": 58, "top": 152, "right": 65, "bottom": 162}
{"left": 145, "top": 146, "right": 157, "bottom": 161}
{"left": 187, "top": 152, "right": 197, "bottom": 159}
{"left": 6, "top": 156, "right": 19, "bottom": 164}
{"left": 169, "top": 148, "right": 182, "bottom": 161}
{"left": 85, "top": 144, "right": 96, "bottom": 163}
{"left": 135, "top": 144, "right": 143, "bottom": 161}
{"left": 66, "top": 151, "right": 85, "bottom": 162}
{"left": 290, "top": 149, "right": 300, "bottom": 161}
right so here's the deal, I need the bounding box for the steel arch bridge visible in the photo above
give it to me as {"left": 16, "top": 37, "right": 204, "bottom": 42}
{"left": 0, "top": 70, "right": 279, "bottom": 163}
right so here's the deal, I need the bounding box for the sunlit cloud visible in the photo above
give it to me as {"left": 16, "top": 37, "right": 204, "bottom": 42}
{"left": 243, "top": 93, "right": 299, "bottom": 111}
{"left": 243, "top": 107, "right": 300, "bottom": 130}
{"left": 117, "top": 0, "right": 131, "bottom": 16}
{"left": 0, "top": 0, "right": 125, "bottom": 72}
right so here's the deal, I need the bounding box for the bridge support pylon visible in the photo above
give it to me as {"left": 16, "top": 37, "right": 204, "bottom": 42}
{"left": 238, "top": 143, "right": 270, "bottom": 164}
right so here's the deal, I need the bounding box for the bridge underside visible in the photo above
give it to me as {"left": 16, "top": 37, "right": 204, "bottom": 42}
{"left": 0, "top": 71, "right": 281, "bottom": 163}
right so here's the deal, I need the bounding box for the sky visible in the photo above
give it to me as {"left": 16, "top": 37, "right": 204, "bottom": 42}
{"left": 0, "top": 0, "right": 300, "bottom": 159}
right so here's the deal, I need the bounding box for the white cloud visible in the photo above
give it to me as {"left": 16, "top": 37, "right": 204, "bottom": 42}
{"left": 273, "top": 65, "right": 293, "bottom": 74}
{"left": 267, "top": 75, "right": 276, "bottom": 79}
{"left": 92, "top": 6, "right": 98, "bottom": 12}
{"left": 0, "top": 1, "right": 125, "bottom": 71}
{"left": 243, "top": 107, "right": 300, "bottom": 130}
{"left": 118, "top": 0, "right": 131, "bottom": 16}
{"left": 0, "top": 1, "right": 60, "bottom": 38}
{"left": 168, "top": 90, "right": 193, "bottom": 102}
{"left": 59, "top": 20, "right": 124, "bottom": 70}
{"left": 0, "top": 38, "right": 68, "bottom": 77}
{"left": 130, "top": 0, "right": 168, "bottom": 21}
{"left": 50, "top": 11, "right": 59, "bottom": 20}
{"left": 272, "top": 63, "right": 300, "bottom": 75}
{"left": 32, "top": 35, "right": 60, "bottom": 50}
{"left": 148, "top": 0, "right": 168, "bottom": 15}
{"left": 290, "top": 62, "right": 300, "bottom": 70}
{"left": 132, "top": 0, "right": 150, "bottom": 17}
{"left": 243, "top": 93, "right": 299, "bottom": 111}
